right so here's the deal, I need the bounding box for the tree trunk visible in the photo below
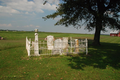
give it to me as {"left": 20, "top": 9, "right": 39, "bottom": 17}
{"left": 92, "top": 18, "right": 102, "bottom": 46}
{"left": 92, "top": 26, "right": 101, "bottom": 46}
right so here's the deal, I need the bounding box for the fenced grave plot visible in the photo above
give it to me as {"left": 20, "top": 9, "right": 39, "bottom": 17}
{"left": 26, "top": 36, "right": 88, "bottom": 56}
{"left": 38, "top": 38, "right": 88, "bottom": 55}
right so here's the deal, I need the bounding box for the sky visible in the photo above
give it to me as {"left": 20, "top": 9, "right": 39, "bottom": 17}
{"left": 0, "top": 0, "right": 111, "bottom": 34}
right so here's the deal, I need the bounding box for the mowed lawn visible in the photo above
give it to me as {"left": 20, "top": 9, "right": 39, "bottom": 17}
{"left": 0, "top": 31, "right": 120, "bottom": 80}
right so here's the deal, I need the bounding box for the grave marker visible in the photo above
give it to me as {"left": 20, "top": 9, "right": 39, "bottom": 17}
{"left": 34, "top": 29, "right": 40, "bottom": 56}
{"left": 75, "top": 39, "right": 79, "bottom": 53}
{"left": 52, "top": 38, "right": 63, "bottom": 55}
{"left": 45, "top": 35, "right": 54, "bottom": 50}
{"left": 62, "top": 37, "right": 68, "bottom": 49}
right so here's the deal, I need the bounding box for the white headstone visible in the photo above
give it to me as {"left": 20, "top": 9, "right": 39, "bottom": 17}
{"left": 54, "top": 39, "right": 62, "bottom": 49}
{"left": 45, "top": 35, "right": 54, "bottom": 50}
{"left": 62, "top": 37, "right": 68, "bottom": 49}
{"left": 52, "top": 38, "right": 63, "bottom": 55}
{"left": 34, "top": 32, "right": 39, "bottom": 56}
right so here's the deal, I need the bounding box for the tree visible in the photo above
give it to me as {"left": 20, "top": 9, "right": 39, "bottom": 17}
{"left": 43, "top": 0, "right": 120, "bottom": 46}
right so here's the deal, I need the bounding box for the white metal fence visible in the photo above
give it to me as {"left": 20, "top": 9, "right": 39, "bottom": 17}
{"left": 26, "top": 37, "right": 88, "bottom": 56}
{"left": 26, "top": 37, "right": 31, "bottom": 56}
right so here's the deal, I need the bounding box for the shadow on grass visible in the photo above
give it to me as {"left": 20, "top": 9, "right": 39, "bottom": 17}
{"left": 68, "top": 40, "right": 120, "bottom": 70}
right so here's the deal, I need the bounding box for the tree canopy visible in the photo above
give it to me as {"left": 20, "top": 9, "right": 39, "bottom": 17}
{"left": 43, "top": 0, "right": 120, "bottom": 46}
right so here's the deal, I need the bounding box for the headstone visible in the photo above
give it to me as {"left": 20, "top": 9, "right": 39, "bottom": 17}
{"left": 34, "top": 29, "right": 40, "bottom": 56}
{"left": 45, "top": 35, "right": 54, "bottom": 50}
{"left": 62, "top": 37, "right": 68, "bottom": 49}
{"left": 52, "top": 38, "right": 63, "bottom": 55}
{"left": 75, "top": 39, "right": 79, "bottom": 53}
{"left": 54, "top": 38, "right": 62, "bottom": 49}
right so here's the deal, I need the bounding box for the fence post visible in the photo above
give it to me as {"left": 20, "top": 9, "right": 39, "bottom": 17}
{"left": 28, "top": 40, "right": 31, "bottom": 56}
{"left": 26, "top": 37, "right": 31, "bottom": 56}
{"left": 26, "top": 37, "right": 27, "bottom": 49}
{"left": 70, "top": 37, "right": 72, "bottom": 53}
{"left": 86, "top": 38, "right": 88, "bottom": 55}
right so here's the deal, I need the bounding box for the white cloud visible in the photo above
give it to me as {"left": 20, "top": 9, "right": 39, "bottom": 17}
{"left": 0, "top": 6, "right": 20, "bottom": 14}
{"left": 25, "top": 12, "right": 29, "bottom": 14}
{"left": 0, "top": 23, "right": 12, "bottom": 27}
{"left": 32, "top": 12, "right": 36, "bottom": 15}
{"left": 0, "top": 0, "right": 59, "bottom": 15}
{"left": 54, "top": 17, "right": 62, "bottom": 20}
{"left": 36, "top": 26, "right": 40, "bottom": 27}
{"left": 45, "top": 0, "right": 59, "bottom": 4}
{"left": 24, "top": 24, "right": 40, "bottom": 28}
{"left": 7, "top": 0, "right": 35, "bottom": 12}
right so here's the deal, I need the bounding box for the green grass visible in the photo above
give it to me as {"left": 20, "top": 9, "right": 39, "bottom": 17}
{"left": 0, "top": 31, "right": 120, "bottom": 80}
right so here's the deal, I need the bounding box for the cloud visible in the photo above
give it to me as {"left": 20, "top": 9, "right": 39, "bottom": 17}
{"left": 24, "top": 24, "right": 40, "bottom": 28}
{"left": 0, "top": 6, "right": 20, "bottom": 14}
{"left": 36, "top": 26, "right": 40, "bottom": 27}
{"left": 54, "top": 17, "right": 62, "bottom": 20}
{"left": 25, "top": 12, "right": 29, "bottom": 14}
{"left": 0, "top": 0, "right": 59, "bottom": 15}
{"left": 0, "top": 23, "right": 12, "bottom": 27}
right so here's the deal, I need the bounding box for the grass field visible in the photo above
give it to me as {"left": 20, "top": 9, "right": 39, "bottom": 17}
{"left": 0, "top": 31, "right": 120, "bottom": 80}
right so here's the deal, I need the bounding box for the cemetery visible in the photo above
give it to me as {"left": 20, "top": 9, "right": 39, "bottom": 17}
{"left": 26, "top": 29, "right": 88, "bottom": 56}
{"left": 0, "top": 0, "right": 120, "bottom": 79}
{"left": 0, "top": 30, "right": 120, "bottom": 80}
